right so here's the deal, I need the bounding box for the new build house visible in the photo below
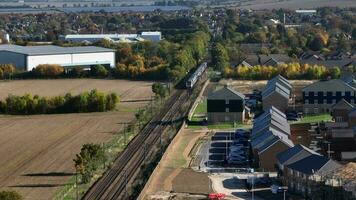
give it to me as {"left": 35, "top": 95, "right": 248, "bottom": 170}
{"left": 302, "top": 78, "right": 356, "bottom": 114}
{"left": 207, "top": 86, "right": 246, "bottom": 124}
{"left": 262, "top": 75, "right": 292, "bottom": 112}
{"left": 251, "top": 106, "right": 294, "bottom": 171}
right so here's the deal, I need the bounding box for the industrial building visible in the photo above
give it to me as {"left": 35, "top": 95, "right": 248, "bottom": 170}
{"left": 207, "top": 86, "right": 246, "bottom": 124}
{"left": 60, "top": 32, "right": 162, "bottom": 43}
{"left": 0, "top": 44, "right": 115, "bottom": 71}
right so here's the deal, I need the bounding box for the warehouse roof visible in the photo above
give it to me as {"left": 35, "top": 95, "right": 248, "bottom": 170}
{"left": 0, "top": 44, "right": 115, "bottom": 56}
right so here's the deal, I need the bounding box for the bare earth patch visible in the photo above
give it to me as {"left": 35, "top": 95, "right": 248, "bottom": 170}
{"left": 0, "top": 79, "right": 154, "bottom": 200}
{"left": 141, "top": 128, "right": 212, "bottom": 200}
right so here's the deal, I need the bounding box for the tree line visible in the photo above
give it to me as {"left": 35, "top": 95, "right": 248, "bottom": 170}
{"left": 0, "top": 89, "right": 118, "bottom": 115}
{"left": 222, "top": 62, "right": 341, "bottom": 80}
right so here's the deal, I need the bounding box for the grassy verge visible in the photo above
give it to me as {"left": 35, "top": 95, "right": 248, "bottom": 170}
{"left": 53, "top": 98, "right": 163, "bottom": 200}
{"left": 291, "top": 114, "right": 332, "bottom": 124}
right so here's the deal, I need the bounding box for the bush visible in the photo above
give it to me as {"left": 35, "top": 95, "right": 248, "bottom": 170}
{"left": 0, "top": 90, "right": 118, "bottom": 115}
{"left": 0, "top": 191, "right": 23, "bottom": 200}
{"left": 32, "top": 64, "right": 64, "bottom": 77}
{"left": 0, "top": 64, "right": 16, "bottom": 79}
{"left": 91, "top": 65, "right": 108, "bottom": 77}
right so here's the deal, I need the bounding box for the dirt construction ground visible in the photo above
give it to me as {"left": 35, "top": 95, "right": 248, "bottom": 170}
{"left": 0, "top": 79, "right": 154, "bottom": 200}
{"left": 140, "top": 128, "right": 213, "bottom": 200}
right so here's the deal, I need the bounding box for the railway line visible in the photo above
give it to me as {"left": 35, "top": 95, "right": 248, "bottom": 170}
{"left": 82, "top": 88, "right": 192, "bottom": 200}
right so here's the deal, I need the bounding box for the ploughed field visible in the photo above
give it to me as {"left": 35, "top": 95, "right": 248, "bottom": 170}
{"left": 0, "top": 79, "right": 154, "bottom": 200}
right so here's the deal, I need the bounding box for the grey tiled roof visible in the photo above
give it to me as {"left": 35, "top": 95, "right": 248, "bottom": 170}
{"left": 262, "top": 75, "right": 291, "bottom": 100}
{"left": 208, "top": 86, "right": 245, "bottom": 100}
{"left": 0, "top": 44, "right": 115, "bottom": 55}
{"left": 287, "top": 154, "right": 340, "bottom": 175}
{"left": 277, "top": 144, "right": 319, "bottom": 166}
{"left": 303, "top": 79, "right": 356, "bottom": 93}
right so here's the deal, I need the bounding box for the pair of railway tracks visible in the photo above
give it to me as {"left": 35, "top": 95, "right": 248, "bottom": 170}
{"left": 83, "top": 89, "right": 190, "bottom": 200}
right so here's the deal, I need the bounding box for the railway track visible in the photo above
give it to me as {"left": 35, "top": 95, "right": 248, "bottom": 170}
{"left": 83, "top": 88, "right": 191, "bottom": 200}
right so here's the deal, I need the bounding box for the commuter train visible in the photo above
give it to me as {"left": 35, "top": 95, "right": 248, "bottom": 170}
{"left": 186, "top": 62, "right": 208, "bottom": 89}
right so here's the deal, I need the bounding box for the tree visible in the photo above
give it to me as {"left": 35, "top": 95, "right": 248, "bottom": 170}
{"left": 90, "top": 65, "right": 108, "bottom": 77}
{"left": 152, "top": 83, "right": 167, "bottom": 99}
{"left": 0, "top": 191, "right": 23, "bottom": 200}
{"left": 329, "top": 67, "right": 341, "bottom": 79}
{"left": 73, "top": 143, "right": 106, "bottom": 184}
{"left": 211, "top": 43, "right": 230, "bottom": 71}
{"left": 33, "top": 64, "right": 64, "bottom": 77}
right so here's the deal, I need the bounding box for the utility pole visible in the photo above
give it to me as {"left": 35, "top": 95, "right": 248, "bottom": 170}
{"left": 252, "top": 174, "right": 254, "bottom": 200}
{"left": 75, "top": 169, "right": 79, "bottom": 200}
{"left": 123, "top": 169, "right": 128, "bottom": 199}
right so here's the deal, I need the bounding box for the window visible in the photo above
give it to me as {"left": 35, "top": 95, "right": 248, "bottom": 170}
{"left": 336, "top": 116, "right": 343, "bottom": 122}
{"left": 225, "top": 108, "right": 229, "bottom": 112}
{"left": 225, "top": 99, "right": 229, "bottom": 104}
{"left": 314, "top": 108, "right": 318, "bottom": 114}
{"left": 305, "top": 108, "right": 309, "bottom": 114}
{"left": 225, "top": 116, "right": 230, "bottom": 122}
{"left": 305, "top": 99, "right": 309, "bottom": 104}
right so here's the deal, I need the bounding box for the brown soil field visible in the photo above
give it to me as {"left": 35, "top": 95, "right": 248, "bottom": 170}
{"left": 0, "top": 79, "right": 154, "bottom": 200}
{"left": 0, "top": 79, "right": 153, "bottom": 101}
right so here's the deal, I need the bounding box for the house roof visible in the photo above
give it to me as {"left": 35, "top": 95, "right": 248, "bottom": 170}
{"left": 262, "top": 75, "right": 291, "bottom": 100}
{"left": 332, "top": 99, "right": 354, "bottom": 110}
{"left": 0, "top": 44, "right": 115, "bottom": 56}
{"left": 287, "top": 154, "right": 340, "bottom": 175}
{"left": 303, "top": 79, "right": 356, "bottom": 93}
{"left": 277, "top": 144, "right": 319, "bottom": 166}
{"left": 300, "top": 59, "right": 353, "bottom": 68}
{"left": 208, "top": 86, "right": 245, "bottom": 100}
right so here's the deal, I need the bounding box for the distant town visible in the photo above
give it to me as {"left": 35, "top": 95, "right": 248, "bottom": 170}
{"left": 0, "top": 2, "right": 355, "bottom": 200}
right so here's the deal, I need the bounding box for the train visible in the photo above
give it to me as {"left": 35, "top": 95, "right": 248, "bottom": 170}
{"left": 186, "top": 62, "right": 207, "bottom": 89}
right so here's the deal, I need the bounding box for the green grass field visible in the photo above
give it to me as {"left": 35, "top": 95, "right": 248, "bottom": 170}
{"left": 291, "top": 114, "right": 332, "bottom": 124}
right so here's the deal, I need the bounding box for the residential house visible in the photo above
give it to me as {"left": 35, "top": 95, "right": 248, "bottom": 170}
{"left": 251, "top": 106, "right": 294, "bottom": 171}
{"left": 276, "top": 144, "right": 320, "bottom": 172}
{"left": 285, "top": 154, "right": 341, "bottom": 196}
{"left": 238, "top": 54, "right": 292, "bottom": 67}
{"left": 302, "top": 78, "right": 356, "bottom": 114}
{"left": 207, "top": 86, "right": 246, "bottom": 124}
{"left": 262, "top": 75, "right": 292, "bottom": 112}
{"left": 331, "top": 99, "right": 354, "bottom": 123}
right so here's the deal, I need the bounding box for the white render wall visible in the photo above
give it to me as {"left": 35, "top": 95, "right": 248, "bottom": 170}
{"left": 26, "top": 52, "right": 115, "bottom": 71}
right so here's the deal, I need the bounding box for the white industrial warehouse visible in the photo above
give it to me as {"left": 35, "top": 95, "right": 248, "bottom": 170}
{"left": 0, "top": 44, "right": 115, "bottom": 71}
{"left": 60, "top": 31, "right": 162, "bottom": 43}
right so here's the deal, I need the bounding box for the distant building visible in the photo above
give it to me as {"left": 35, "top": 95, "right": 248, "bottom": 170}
{"left": 60, "top": 31, "right": 162, "bottom": 43}
{"left": 238, "top": 54, "right": 292, "bottom": 67}
{"left": 0, "top": 44, "right": 115, "bottom": 71}
{"left": 207, "top": 86, "right": 246, "bottom": 124}
{"left": 295, "top": 10, "right": 317, "bottom": 15}
{"left": 302, "top": 78, "right": 356, "bottom": 114}
{"left": 262, "top": 75, "right": 291, "bottom": 112}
